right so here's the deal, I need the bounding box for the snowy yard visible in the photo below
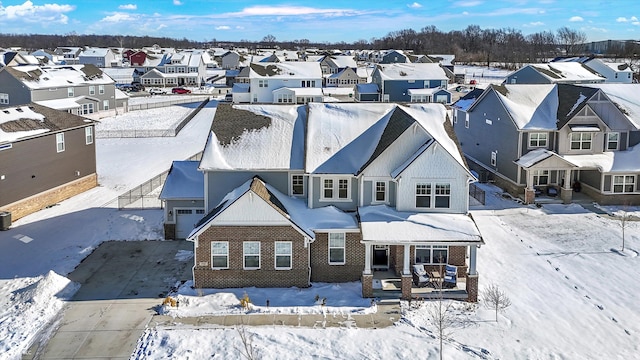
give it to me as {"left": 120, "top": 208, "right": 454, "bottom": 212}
{"left": 96, "top": 104, "right": 199, "bottom": 132}
{"left": 1, "top": 97, "right": 639, "bottom": 359}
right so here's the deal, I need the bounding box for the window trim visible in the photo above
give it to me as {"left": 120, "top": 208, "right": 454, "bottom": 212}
{"left": 570, "top": 132, "right": 592, "bottom": 150}
{"left": 291, "top": 174, "right": 305, "bottom": 196}
{"left": 415, "top": 183, "right": 432, "bottom": 208}
{"left": 98, "top": 85, "right": 105, "bottom": 95}
{"left": 434, "top": 183, "right": 451, "bottom": 209}
{"left": 491, "top": 151, "right": 497, "bottom": 166}
{"left": 415, "top": 245, "right": 449, "bottom": 265}
{"left": 320, "top": 176, "right": 352, "bottom": 202}
{"left": 243, "top": 241, "right": 261, "bottom": 270}
{"left": 211, "top": 241, "right": 229, "bottom": 269}
{"left": 56, "top": 133, "right": 65, "bottom": 153}
{"left": 532, "top": 169, "right": 550, "bottom": 186}
{"left": 529, "top": 132, "right": 548, "bottom": 148}
{"left": 328, "top": 232, "right": 346, "bottom": 265}
{"left": 274, "top": 241, "right": 292, "bottom": 270}
{"left": 606, "top": 132, "right": 619, "bottom": 151}
{"left": 612, "top": 175, "right": 635, "bottom": 194}
{"left": 67, "top": 87, "right": 74, "bottom": 97}
{"left": 373, "top": 180, "right": 388, "bottom": 204}
{"left": 0, "top": 93, "right": 8, "bottom": 104}
{"left": 89, "top": 85, "right": 95, "bottom": 95}
{"left": 85, "top": 127, "right": 93, "bottom": 145}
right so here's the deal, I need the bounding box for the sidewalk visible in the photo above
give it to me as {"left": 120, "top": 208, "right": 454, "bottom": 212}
{"left": 150, "top": 301, "right": 402, "bottom": 330}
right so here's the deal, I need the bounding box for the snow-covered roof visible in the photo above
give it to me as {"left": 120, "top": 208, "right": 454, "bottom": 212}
{"left": 232, "top": 83, "right": 250, "bottom": 93}
{"left": 528, "top": 63, "right": 606, "bottom": 83}
{"left": 356, "top": 83, "right": 378, "bottom": 93}
{"left": 514, "top": 148, "right": 576, "bottom": 168}
{"left": 199, "top": 104, "right": 306, "bottom": 171}
{"left": 358, "top": 205, "right": 483, "bottom": 244}
{"left": 375, "top": 63, "right": 448, "bottom": 81}
{"left": 79, "top": 47, "right": 110, "bottom": 57}
{"left": 159, "top": 161, "right": 204, "bottom": 200}
{"left": 407, "top": 88, "right": 449, "bottom": 95}
{"left": 562, "top": 145, "right": 640, "bottom": 173}
{"left": 34, "top": 97, "right": 83, "bottom": 110}
{"left": 249, "top": 62, "right": 322, "bottom": 79}
{"left": 0, "top": 103, "right": 92, "bottom": 143}
{"left": 273, "top": 87, "right": 323, "bottom": 96}
{"left": 492, "top": 84, "right": 559, "bottom": 130}
{"left": 429, "top": 54, "right": 455, "bottom": 66}
{"left": 5, "top": 64, "right": 113, "bottom": 89}
{"left": 189, "top": 177, "right": 358, "bottom": 240}
{"left": 582, "top": 84, "right": 640, "bottom": 129}
{"left": 326, "top": 55, "right": 357, "bottom": 69}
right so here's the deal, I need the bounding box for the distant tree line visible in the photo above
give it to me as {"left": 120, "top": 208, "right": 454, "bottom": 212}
{"left": 1, "top": 25, "right": 639, "bottom": 67}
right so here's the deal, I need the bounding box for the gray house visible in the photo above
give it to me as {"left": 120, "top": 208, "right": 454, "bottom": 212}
{"left": 0, "top": 103, "right": 97, "bottom": 220}
{"left": 79, "top": 47, "right": 117, "bottom": 68}
{"left": 163, "top": 103, "right": 483, "bottom": 301}
{"left": 0, "top": 64, "right": 117, "bottom": 119}
{"left": 371, "top": 63, "right": 450, "bottom": 102}
{"left": 505, "top": 63, "right": 606, "bottom": 84}
{"left": 380, "top": 50, "right": 409, "bottom": 64}
{"left": 452, "top": 83, "right": 640, "bottom": 205}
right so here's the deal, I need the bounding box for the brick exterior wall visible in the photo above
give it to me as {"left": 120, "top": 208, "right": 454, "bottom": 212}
{"left": 466, "top": 274, "right": 479, "bottom": 302}
{"left": 310, "top": 232, "right": 364, "bottom": 282}
{"left": 361, "top": 273, "right": 373, "bottom": 298}
{"left": 401, "top": 275, "right": 412, "bottom": 300}
{"left": 193, "top": 226, "right": 310, "bottom": 289}
{"left": 1, "top": 173, "right": 97, "bottom": 220}
{"left": 164, "top": 223, "right": 176, "bottom": 240}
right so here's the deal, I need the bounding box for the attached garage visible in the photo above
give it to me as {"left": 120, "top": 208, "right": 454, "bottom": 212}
{"left": 175, "top": 208, "right": 205, "bottom": 239}
{"left": 159, "top": 161, "right": 205, "bottom": 240}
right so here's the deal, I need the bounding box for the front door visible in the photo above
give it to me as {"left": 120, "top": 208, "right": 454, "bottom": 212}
{"left": 372, "top": 245, "right": 389, "bottom": 269}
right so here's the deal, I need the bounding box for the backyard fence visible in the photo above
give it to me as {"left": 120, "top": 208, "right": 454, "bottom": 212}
{"left": 469, "top": 183, "right": 486, "bottom": 205}
{"left": 127, "top": 95, "right": 210, "bottom": 111}
{"left": 118, "top": 151, "right": 203, "bottom": 209}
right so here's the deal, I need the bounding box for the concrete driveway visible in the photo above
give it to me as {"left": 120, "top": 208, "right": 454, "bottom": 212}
{"left": 25, "top": 240, "right": 193, "bottom": 360}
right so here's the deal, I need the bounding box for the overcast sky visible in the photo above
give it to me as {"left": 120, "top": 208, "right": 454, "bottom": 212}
{"left": 0, "top": 0, "right": 638, "bottom": 43}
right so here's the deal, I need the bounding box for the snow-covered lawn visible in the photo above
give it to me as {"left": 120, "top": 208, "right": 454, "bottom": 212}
{"left": 96, "top": 104, "right": 200, "bottom": 132}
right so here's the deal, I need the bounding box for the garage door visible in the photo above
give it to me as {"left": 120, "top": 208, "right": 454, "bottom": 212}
{"left": 175, "top": 209, "right": 204, "bottom": 239}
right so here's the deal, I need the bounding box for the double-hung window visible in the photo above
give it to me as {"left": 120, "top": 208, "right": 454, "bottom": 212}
{"left": 211, "top": 241, "right": 229, "bottom": 269}
{"left": 570, "top": 133, "right": 592, "bottom": 150}
{"left": 321, "top": 177, "right": 350, "bottom": 200}
{"left": 67, "top": 87, "right": 74, "bottom": 97}
{"left": 328, "top": 233, "right": 345, "bottom": 264}
{"left": 415, "top": 245, "right": 448, "bottom": 264}
{"left": 291, "top": 174, "right": 304, "bottom": 196}
{"left": 85, "top": 127, "right": 93, "bottom": 145}
{"left": 529, "top": 133, "right": 548, "bottom": 147}
{"left": 258, "top": 80, "right": 268, "bottom": 88}
{"left": 0, "top": 93, "right": 8, "bottom": 104}
{"left": 89, "top": 86, "right": 95, "bottom": 95}
{"left": 99, "top": 85, "right": 105, "bottom": 95}
{"left": 434, "top": 183, "right": 451, "bottom": 208}
{"left": 56, "top": 133, "right": 65, "bottom": 152}
{"left": 374, "top": 181, "right": 387, "bottom": 203}
{"left": 275, "top": 242, "right": 292, "bottom": 269}
{"left": 607, "top": 132, "right": 619, "bottom": 151}
{"left": 243, "top": 241, "right": 260, "bottom": 269}
{"left": 415, "top": 183, "right": 431, "bottom": 208}
{"left": 613, "top": 175, "right": 635, "bottom": 193}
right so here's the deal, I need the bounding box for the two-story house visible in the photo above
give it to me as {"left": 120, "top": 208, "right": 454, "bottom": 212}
{"left": 452, "top": 83, "right": 640, "bottom": 205}
{"left": 140, "top": 50, "right": 208, "bottom": 87}
{"left": 371, "top": 63, "right": 451, "bottom": 103}
{"left": 505, "top": 62, "right": 606, "bottom": 84}
{"left": 161, "top": 103, "right": 483, "bottom": 301}
{"left": 248, "top": 62, "right": 324, "bottom": 104}
{"left": 0, "top": 103, "right": 97, "bottom": 220}
{"left": 0, "top": 64, "right": 118, "bottom": 119}
{"left": 53, "top": 47, "right": 82, "bottom": 65}
{"left": 78, "top": 47, "right": 117, "bottom": 68}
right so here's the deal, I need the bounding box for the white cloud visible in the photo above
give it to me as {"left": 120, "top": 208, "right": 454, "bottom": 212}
{"left": 0, "top": 1, "right": 75, "bottom": 23}
{"left": 523, "top": 21, "right": 544, "bottom": 27}
{"left": 407, "top": 2, "right": 422, "bottom": 8}
{"left": 118, "top": 4, "right": 137, "bottom": 10}
{"left": 617, "top": 17, "right": 628, "bottom": 22}
{"left": 235, "top": 26, "right": 244, "bottom": 30}
{"left": 569, "top": 16, "right": 584, "bottom": 22}
{"left": 453, "top": 1, "right": 483, "bottom": 7}
{"left": 100, "top": 12, "right": 135, "bottom": 23}
{"left": 229, "top": 5, "right": 361, "bottom": 17}
{"left": 215, "top": 25, "right": 230, "bottom": 30}
{"left": 173, "top": 0, "right": 182, "bottom": 5}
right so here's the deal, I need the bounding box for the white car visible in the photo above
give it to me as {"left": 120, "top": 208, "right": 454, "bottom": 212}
{"left": 148, "top": 88, "right": 167, "bottom": 95}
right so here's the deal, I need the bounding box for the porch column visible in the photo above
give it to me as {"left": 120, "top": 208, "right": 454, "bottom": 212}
{"left": 561, "top": 169, "right": 573, "bottom": 204}
{"left": 468, "top": 245, "right": 478, "bottom": 275}
{"left": 363, "top": 243, "right": 372, "bottom": 275}
{"left": 403, "top": 245, "right": 411, "bottom": 275}
{"left": 524, "top": 169, "right": 535, "bottom": 204}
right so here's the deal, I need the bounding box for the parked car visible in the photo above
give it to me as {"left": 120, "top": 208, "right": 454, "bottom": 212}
{"left": 172, "top": 87, "right": 191, "bottom": 94}
{"left": 148, "top": 88, "right": 167, "bottom": 95}
{"left": 221, "top": 93, "right": 233, "bottom": 102}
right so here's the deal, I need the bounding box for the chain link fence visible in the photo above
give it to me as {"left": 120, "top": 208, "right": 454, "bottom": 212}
{"left": 127, "top": 95, "right": 210, "bottom": 111}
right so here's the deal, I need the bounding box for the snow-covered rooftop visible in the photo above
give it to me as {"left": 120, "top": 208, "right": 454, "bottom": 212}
{"left": 583, "top": 83, "right": 640, "bottom": 129}
{"left": 8, "top": 64, "right": 113, "bottom": 89}
{"left": 375, "top": 63, "right": 448, "bottom": 81}
{"left": 562, "top": 145, "right": 640, "bottom": 173}
{"left": 358, "top": 205, "right": 483, "bottom": 244}
{"left": 528, "top": 63, "right": 606, "bottom": 83}
{"left": 159, "top": 161, "right": 204, "bottom": 200}
{"left": 249, "top": 62, "right": 322, "bottom": 79}
{"left": 0, "top": 106, "right": 48, "bottom": 142}
{"left": 493, "top": 84, "right": 559, "bottom": 130}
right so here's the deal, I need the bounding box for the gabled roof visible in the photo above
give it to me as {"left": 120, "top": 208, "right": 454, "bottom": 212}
{"left": 199, "top": 104, "right": 306, "bottom": 171}
{"left": 3, "top": 64, "right": 113, "bottom": 89}
{"left": 478, "top": 84, "right": 559, "bottom": 130}
{"left": 582, "top": 84, "right": 640, "bottom": 129}
{"left": 355, "top": 83, "right": 379, "bottom": 93}
{"left": 159, "top": 161, "right": 204, "bottom": 200}
{"left": 79, "top": 47, "right": 111, "bottom": 57}
{"left": 374, "top": 63, "right": 448, "bottom": 81}
{"left": 524, "top": 63, "right": 606, "bottom": 83}
{"left": 514, "top": 148, "right": 576, "bottom": 168}
{"left": 322, "top": 55, "right": 357, "bottom": 69}
{"left": 0, "top": 103, "right": 93, "bottom": 143}
{"left": 249, "top": 62, "right": 322, "bottom": 79}
{"left": 188, "top": 177, "right": 358, "bottom": 240}
{"left": 451, "top": 88, "right": 484, "bottom": 111}
{"left": 556, "top": 84, "right": 600, "bottom": 129}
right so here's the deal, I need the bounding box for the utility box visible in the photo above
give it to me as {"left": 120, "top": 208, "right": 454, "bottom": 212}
{"left": 0, "top": 211, "right": 11, "bottom": 230}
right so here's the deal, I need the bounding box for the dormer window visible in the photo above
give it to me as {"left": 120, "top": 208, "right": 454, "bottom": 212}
{"left": 606, "top": 132, "right": 619, "bottom": 150}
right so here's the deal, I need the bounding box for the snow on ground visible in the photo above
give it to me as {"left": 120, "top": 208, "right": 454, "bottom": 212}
{"left": 2, "top": 96, "right": 640, "bottom": 359}
{"left": 96, "top": 104, "right": 199, "bottom": 131}
{"left": 0, "top": 101, "right": 216, "bottom": 359}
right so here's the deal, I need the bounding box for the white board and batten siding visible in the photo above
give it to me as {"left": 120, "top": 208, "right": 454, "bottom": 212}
{"left": 211, "top": 192, "right": 291, "bottom": 226}
{"left": 395, "top": 143, "right": 470, "bottom": 213}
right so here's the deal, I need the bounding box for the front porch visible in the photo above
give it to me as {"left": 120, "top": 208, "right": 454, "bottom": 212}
{"left": 371, "top": 270, "right": 469, "bottom": 300}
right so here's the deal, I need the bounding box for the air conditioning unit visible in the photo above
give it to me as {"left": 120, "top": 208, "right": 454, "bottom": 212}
{"left": 0, "top": 211, "right": 11, "bottom": 231}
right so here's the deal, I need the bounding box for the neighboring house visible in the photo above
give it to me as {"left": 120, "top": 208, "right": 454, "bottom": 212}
{"left": 552, "top": 57, "right": 634, "bottom": 83}
{"left": 452, "top": 83, "right": 640, "bottom": 205}
{"left": 31, "top": 49, "right": 64, "bottom": 65}
{"left": 101, "top": 67, "right": 136, "bottom": 85}
{"left": 0, "top": 64, "right": 118, "bottom": 119}
{"left": 221, "top": 51, "right": 240, "bottom": 69}
{"left": 79, "top": 47, "right": 117, "bottom": 68}
{"left": 0, "top": 103, "right": 97, "bottom": 220}
{"left": 247, "top": 62, "right": 323, "bottom": 103}
{"left": 164, "top": 103, "right": 483, "bottom": 301}
{"left": 354, "top": 83, "right": 380, "bottom": 102}
{"left": 320, "top": 55, "right": 366, "bottom": 88}
{"left": 430, "top": 54, "right": 455, "bottom": 72}
{"left": 372, "top": 63, "right": 450, "bottom": 102}
{"left": 159, "top": 161, "right": 205, "bottom": 239}
{"left": 53, "top": 47, "right": 82, "bottom": 65}
{"left": 505, "top": 63, "right": 606, "bottom": 84}
{"left": 380, "top": 50, "right": 409, "bottom": 64}
{"left": 319, "top": 55, "right": 358, "bottom": 75}
{"left": 140, "top": 50, "right": 208, "bottom": 87}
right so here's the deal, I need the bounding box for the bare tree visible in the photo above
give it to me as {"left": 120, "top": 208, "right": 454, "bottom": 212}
{"left": 262, "top": 34, "right": 276, "bottom": 44}
{"left": 616, "top": 209, "right": 633, "bottom": 252}
{"left": 236, "top": 321, "right": 258, "bottom": 360}
{"left": 481, "top": 283, "right": 512, "bottom": 322}
{"left": 557, "top": 26, "right": 587, "bottom": 55}
{"left": 426, "top": 295, "right": 457, "bottom": 360}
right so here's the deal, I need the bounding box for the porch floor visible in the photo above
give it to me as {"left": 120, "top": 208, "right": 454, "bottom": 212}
{"left": 372, "top": 270, "right": 468, "bottom": 300}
